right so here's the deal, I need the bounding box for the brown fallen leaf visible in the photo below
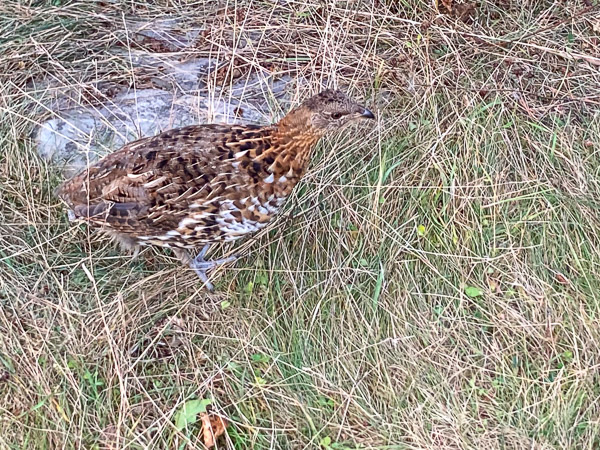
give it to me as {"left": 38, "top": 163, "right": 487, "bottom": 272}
{"left": 201, "top": 413, "right": 229, "bottom": 448}
{"left": 210, "top": 57, "right": 245, "bottom": 87}
{"left": 487, "top": 279, "right": 502, "bottom": 295}
{"left": 453, "top": 2, "right": 477, "bottom": 22}
{"left": 130, "top": 316, "right": 186, "bottom": 359}
{"left": 233, "top": 106, "right": 245, "bottom": 118}
{"left": 440, "top": 0, "right": 453, "bottom": 12}
{"left": 438, "top": 0, "right": 477, "bottom": 23}
{"left": 554, "top": 272, "right": 569, "bottom": 285}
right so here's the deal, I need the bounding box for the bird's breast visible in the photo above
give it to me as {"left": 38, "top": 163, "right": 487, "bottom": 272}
{"left": 216, "top": 193, "right": 287, "bottom": 241}
{"left": 136, "top": 193, "right": 288, "bottom": 248}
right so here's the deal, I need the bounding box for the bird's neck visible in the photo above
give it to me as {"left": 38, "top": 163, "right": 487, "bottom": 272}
{"left": 230, "top": 107, "right": 323, "bottom": 197}
{"left": 266, "top": 106, "right": 323, "bottom": 178}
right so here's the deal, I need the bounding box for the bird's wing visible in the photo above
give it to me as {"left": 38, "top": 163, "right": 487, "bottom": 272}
{"left": 56, "top": 124, "right": 257, "bottom": 235}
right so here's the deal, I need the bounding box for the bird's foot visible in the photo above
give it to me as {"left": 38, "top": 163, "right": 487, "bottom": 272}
{"left": 189, "top": 245, "right": 238, "bottom": 291}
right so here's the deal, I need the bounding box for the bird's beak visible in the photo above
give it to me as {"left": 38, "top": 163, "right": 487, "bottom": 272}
{"left": 361, "top": 108, "right": 375, "bottom": 119}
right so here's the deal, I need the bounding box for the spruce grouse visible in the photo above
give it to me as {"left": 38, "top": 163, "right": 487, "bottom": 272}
{"left": 57, "top": 89, "right": 375, "bottom": 289}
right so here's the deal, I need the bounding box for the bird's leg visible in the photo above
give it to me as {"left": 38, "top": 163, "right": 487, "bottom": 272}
{"left": 191, "top": 244, "right": 238, "bottom": 289}
{"left": 130, "top": 246, "right": 141, "bottom": 261}
{"left": 174, "top": 246, "right": 238, "bottom": 291}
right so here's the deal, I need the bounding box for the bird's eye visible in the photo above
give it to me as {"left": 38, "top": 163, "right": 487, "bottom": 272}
{"left": 331, "top": 112, "right": 342, "bottom": 119}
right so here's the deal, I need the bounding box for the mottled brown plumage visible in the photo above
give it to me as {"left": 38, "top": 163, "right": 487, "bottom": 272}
{"left": 57, "top": 89, "right": 374, "bottom": 289}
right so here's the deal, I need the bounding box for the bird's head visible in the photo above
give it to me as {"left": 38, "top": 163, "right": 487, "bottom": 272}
{"left": 304, "top": 89, "right": 375, "bottom": 133}
{"left": 281, "top": 89, "right": 375, "bottom": 136}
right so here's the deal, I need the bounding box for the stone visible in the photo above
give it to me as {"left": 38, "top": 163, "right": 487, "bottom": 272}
{"left": 35, "top": 19, "right": 294, "bottom": 177}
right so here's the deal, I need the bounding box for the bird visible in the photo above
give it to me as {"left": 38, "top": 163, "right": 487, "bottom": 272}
{"left": 56, "top": 89, "right": 375, "bottom": 290}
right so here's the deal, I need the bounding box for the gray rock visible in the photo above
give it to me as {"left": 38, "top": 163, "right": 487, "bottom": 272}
{"left": 35, "top": 19, "right": 296, "bottom": 177}
{"left": 36, "top": 85, "right": 289, "bottom": 177}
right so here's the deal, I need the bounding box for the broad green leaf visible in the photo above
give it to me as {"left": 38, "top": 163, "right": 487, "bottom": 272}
{"left": 465, "top": 286, "right": 483, "bottom": 298}
{"left": 320, "top": 436, "right": 332, "bottom": 447}
{"left": 174, "top": 398, "right": 212, "bottom": 431}
{"left": 251, "top": 353, "right": 269, "bottom": 363}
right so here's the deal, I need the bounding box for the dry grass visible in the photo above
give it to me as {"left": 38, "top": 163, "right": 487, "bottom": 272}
{"left": 2, "top": 0, "right": 600, "bottom": 448}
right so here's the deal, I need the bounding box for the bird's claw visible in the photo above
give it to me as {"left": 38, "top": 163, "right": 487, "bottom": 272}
{"left": 189, "top": 246, "right": 238, "bottom": 291}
